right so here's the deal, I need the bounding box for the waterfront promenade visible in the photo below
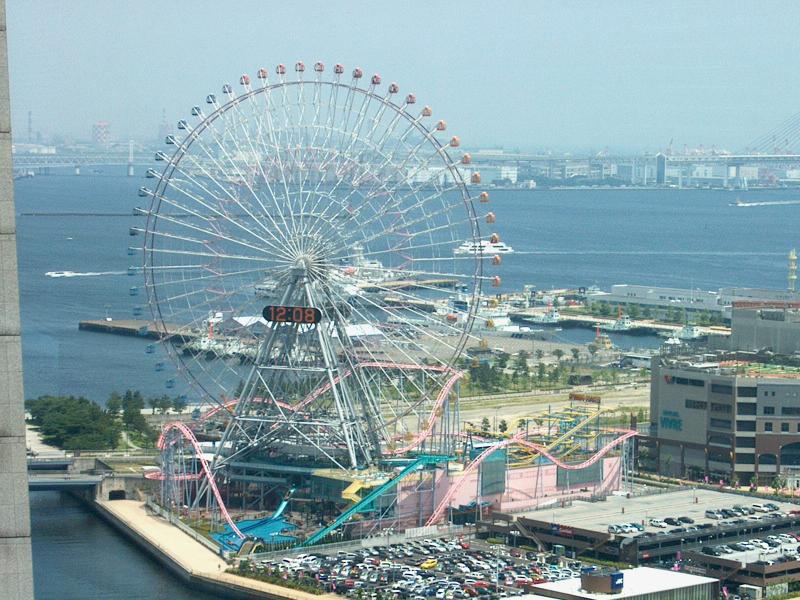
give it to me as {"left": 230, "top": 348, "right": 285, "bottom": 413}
{"left": 98, "top": 499, "right": 336, "bottom": 600}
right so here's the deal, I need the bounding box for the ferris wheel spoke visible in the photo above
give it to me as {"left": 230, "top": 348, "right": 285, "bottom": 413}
{"left": 162, "top": 159, "right": 294, "bottom": 258}
{"left": 257, "top": 81, "right": 302, "bottom": 240}
{"left": 223, "top": 92, "right": 307, "bottom": 253}
{"left": 143, "top": 197, "right": 287, "bottom": 260}
{"left": 187, "top": 106, "right": 300, "bottom": 254}
{"left": 198, "top": 110, "right": 303, "bottom": 257}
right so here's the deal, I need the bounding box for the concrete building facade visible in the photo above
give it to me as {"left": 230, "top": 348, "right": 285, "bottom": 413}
{"left": 727, "top": 302, "right": 800, "bottom": 355}
{"left": 646, "top": 355, "right": 800, "bottom": 485}
{"left": 0, "top": 0, "right": 35, "bottom": 596}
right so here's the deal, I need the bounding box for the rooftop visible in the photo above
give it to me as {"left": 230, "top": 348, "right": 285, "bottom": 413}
{"left": 513, "top": 488, "right": 800, "bottom": 536}
{"left": 522, "top": 567, "right": 716, "bottom": 600}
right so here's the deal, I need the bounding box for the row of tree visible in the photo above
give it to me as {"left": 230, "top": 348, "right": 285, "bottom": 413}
{"left": 26, "top": 389, "right": 187, "bottom": 451}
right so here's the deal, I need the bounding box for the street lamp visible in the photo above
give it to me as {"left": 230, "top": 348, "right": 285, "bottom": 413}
{"left": 510, "top": 530, "right": 520, "bottom": 548}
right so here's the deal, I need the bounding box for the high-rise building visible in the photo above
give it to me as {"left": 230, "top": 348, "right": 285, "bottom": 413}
{"left": 0, "top": 0, "right": 35, "bottom": 596}
{"left": 92, "top": 120, "right": 110, "bottom": 145}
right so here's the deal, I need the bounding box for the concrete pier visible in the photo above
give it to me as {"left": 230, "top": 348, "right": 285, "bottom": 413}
{"left": 0, "top": 0, "right": 35, "bottom": 596}
{"left": 93, "top": 499, "right": 334, "bottom": 600}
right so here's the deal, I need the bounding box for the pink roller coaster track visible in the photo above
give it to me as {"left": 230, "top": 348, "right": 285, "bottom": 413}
{"left": 197, "top": 361, "right": 463, "bottom": 455}
{"left": 425, "top": 429, "right": 637, "bottom": 525}
{"left": 157, "top": 422, "right": 245, "bottom": 539}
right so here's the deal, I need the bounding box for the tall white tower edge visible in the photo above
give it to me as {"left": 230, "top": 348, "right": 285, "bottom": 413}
{"left": 0, "top": 0, "right": 35, "bottom": 597}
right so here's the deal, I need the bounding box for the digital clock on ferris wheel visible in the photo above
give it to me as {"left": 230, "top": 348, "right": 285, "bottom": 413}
{"left": 262, "top": 305, "right": 322, "bottom": 325}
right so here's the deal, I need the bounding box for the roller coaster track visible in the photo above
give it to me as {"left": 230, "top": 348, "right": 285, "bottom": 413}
{"left": 425, "top": 425, "right": 637, "bottom": 525}
{"left": 157, "top": 422, "right": 245, "bottom": 539}
{"left": 197, "top": 361, "right": 463, "bottom": 455}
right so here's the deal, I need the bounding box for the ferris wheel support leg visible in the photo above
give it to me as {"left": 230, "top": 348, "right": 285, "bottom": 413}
{"left": 308, "top": 282, "right": 367, "bottom": 469}
{"left": 192, "top": 280, "right": 300, "bottom": 511}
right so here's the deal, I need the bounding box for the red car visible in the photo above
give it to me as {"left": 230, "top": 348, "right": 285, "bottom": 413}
{"left": 460, "top": 541, "right": 471, "bottom": 549}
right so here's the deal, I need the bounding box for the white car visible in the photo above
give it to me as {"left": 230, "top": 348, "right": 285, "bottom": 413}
{"left": 649, "top": 518, "right": 667, "bottom": 528}
{"left": 752, "top": 503, "right": 769, "bottom": 513}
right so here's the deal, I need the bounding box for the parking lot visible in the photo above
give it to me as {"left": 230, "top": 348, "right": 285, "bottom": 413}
{"left": 238, "top": 537, "right": 596, "bottom": 598}
{"left": 517, "top": 489, "right": 800, "bottom": 539}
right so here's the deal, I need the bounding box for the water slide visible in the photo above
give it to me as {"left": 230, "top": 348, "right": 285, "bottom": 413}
{"left": 301, "top": 454, "right": 449, "bottom": 547}
{"left": 235, "top": 488, "right": 296, "bottom": 535}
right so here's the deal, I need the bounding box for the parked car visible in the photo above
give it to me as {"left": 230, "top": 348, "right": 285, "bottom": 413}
{"left": 702, "top": 547, "right": 721, "bottom": 556}
{"left": 678, "top": 516, "right": 694, "bottom": 524}
{"left": 664, "top": 517, "right": 680, "bottom": 526}
{"left": 649, "top": 519, "right": 667, "bottom": 528}
{"left": 705, "top": 510, "right": 722, "bottom": 519}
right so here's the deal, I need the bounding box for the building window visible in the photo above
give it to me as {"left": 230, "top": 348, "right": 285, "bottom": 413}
{"left": 737, "top": 387, "right": 757, "bottom": 398}
{"left": 782, "top": 423, "right": 790, "bottom": 432}
{"left": 765, "top": 422, "right": 773, "bottom": 432}
{"left": 710, "top": 418, "right": 732, "bottom": 430}
{"left": 711, "top": 403, "right": 732, "bottom": 414}
{"left": 736, "top": 453, "right": 756, "bottom": 464}
{"left": 685, "top": 399, "right": 707, "bottom": 410}
{"left": 737, "top": 403, "right": 757, "bottom": 415}
{"left": 782, "top": 406, "right": 800, "bottom": 416}
{"left": 737, "top": 420, "right": 757, "bottom": 432}
{"left": 736, "top": 436, "right": 756, "bottom": 448}
{"left": 711, "top": 383, "right": 733, "bottom": 395}
{"left": 764, "top": 406, "right": 775, "bottom": 415}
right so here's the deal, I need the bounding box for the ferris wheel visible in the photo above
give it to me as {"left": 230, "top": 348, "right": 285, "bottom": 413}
{"left": 136, "top": 62, "right": 502, "bottom": 472}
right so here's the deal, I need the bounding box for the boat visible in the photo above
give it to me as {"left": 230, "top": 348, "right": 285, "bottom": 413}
{"left": 600, "top": 315, "right": 633, "bottom": 332}
{"left": 45, "top": 271, "right": 78, "bottom": 278}
{"left": 677, "top": 324, "right": 705, "bottom": 341}
{"left": 453, "top": 240, "right": 514, "bottom": 255}
{"left": 254, "top": 278, "right": 280, "bottom": 298}
{"left": 526, "top": 308, "right": 560, "bottom": 324}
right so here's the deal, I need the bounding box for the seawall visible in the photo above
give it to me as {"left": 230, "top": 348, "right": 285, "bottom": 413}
{"left": 85, "top": 498, "right": 333, "bottom": 600}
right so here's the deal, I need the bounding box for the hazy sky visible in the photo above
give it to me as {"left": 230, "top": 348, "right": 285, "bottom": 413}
{"left": 7, "top": 0, "right": 800, "bottom": 152}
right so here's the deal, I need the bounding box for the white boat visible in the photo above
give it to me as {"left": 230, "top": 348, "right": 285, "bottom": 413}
{"left": 453, "top": 240, "right": 514, "bottom": 255}
{"left": 45, "top": 271, "right": 78, "bottom": 278}
{"left": 677, "top": 325, "right": 705, "bottom": 340}
{"left": 527, "top": 308, "right": 560, "bottom": 324}
{"left": 601, "top": 315, "right": 633, "bottom": 332}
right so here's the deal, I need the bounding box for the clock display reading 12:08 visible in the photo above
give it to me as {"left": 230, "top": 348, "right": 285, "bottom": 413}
{"left": 262, "top": 305, "right": 322, "bottom": 325}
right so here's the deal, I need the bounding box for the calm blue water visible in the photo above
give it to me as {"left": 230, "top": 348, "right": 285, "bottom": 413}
{"left": 30, "top": 491, "right": 219, "bottom": 600}
{"left": 18, "top": 170, "right": 799, "bottom": 599}
{"left": 15, "top": 171, "right": 797, "bottom": 401}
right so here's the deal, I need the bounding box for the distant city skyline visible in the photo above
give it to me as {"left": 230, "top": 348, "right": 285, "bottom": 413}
{"left": 6, "top": 1, "right": 800, "bottom": 153}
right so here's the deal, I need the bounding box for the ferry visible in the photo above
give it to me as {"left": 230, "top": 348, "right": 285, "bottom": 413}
{"left": 453, "top": 240, "right": 514, "bottom": 255}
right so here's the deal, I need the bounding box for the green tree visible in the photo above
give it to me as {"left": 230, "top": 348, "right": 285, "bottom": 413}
{"left": 642, "top": 306, "right": 652, "bottom": 319}
{"left": 536, "top": 362, "right": 546, "bottom": 382}
{"left": 587, "top": 343, "right": 599, "bottom": 360}
{"left": 553, "top": 349, "right": 565, "bottom": 363}
{"left": 495, "top": 352, "right": 510, "bottom": 370}
{"left": 599, "top": 303, "right": 611, "bottom": 316}
{"left": 627, "top": 304, "right": 640, "bottom": 319}
{"left": 172, "top": 395, "right": 188, "bottom": 413}
{"left": 480, "top": 417, "right": 491, "bottom": 433}
{"left": 570, "top": 348, "right": 580, "bottom": 363}
{"left": 517, "top": 418, "right": 527, "bottom": 430}
{"left": 498, "top": 419, "right": 508, "bottom": 433}
{"left": 105, "top": 392, "right": 122, "bottom": 416}
{"left": 535, "top": 349, "right": 544, "bottom": 361}
{"left": 773, "top": 474, "right": 787, "bottom": 495}
{"left": 26, "top": 395, "right": 121, "bottom": 450}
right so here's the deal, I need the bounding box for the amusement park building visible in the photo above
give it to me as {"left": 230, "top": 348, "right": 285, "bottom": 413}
{"left": 644, "top": 354, "right": 800, "bottom": 484}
